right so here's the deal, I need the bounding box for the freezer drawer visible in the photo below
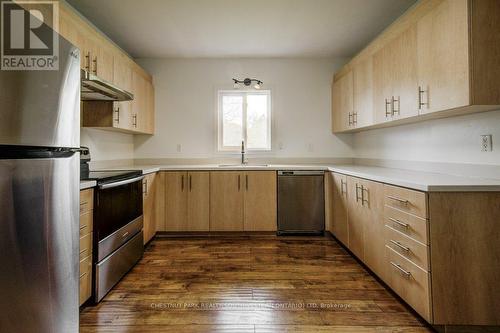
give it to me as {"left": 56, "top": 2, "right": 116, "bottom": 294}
{"left": 277, "top": 171, "right": 325, "bottom": 235}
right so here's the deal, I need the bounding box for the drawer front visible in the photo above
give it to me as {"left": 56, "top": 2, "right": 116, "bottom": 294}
{"left": 384, "top": 205, "right": 428, "bottom": 244}
{"left": 79, "top": 210, "right": 93, "bottom": 236}
{"left": 385, "top": 225, "right": 429, "bottom": 270}
{"left": 79, "top": 255, "right": 92, "bottom": 305}
{"left": 80, "top": 188, "right": 94, "bottom": 214}
{"left": 79, "top": 232, "right": 93, "bottom": 260}
{"left": 386, "top": 246, "right": 432, "bottom": 321}
{"left": 384, "top": 185, "right": 428, "bottom": 218}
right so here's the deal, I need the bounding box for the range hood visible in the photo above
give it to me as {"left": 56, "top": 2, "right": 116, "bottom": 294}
{"left": 81, "top": 69, "right": 134, "bottom": 101}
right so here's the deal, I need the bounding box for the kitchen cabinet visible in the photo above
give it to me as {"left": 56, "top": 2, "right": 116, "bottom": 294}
{"left": 243, "top": 171, "right": 277, "bottom": 231}
{"left": 56, "top": 1, "right": 155, "bottom": 135}
{"left": 332, "top": 0, "right": 500, "bottom": 133}
{"left": 373, "top": 26, "right": 418, "bottom": 124}
{"left": 331, "top": 71, "right": 353, "bottom": 132}
{"left": 164, "top": 172, "right": 210, "bottom": 231}
{"left": 79, "top": 188, "right": 94, "bottom": 306}
{"left": 352, "top": 57, "right": 374, "bottom": 128}
{"left": 329, "top": 172, "right": 348, "bottom": 246}
{"left": 416, "top": 0, "right": 469, "bottom": 114}
{"left": 143, "top": 172, "right": 158, "bottom": 244}
{"left": 210, "top": 172, "right": 244, "bottom": 231}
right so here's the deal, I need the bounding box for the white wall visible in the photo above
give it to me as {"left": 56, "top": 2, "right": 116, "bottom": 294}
{"left": 80, "top": 128, "right": 134, "bottom": 161}
{"left": 134, "top": 58, "right": 353, "bottom": 160}
{"left": 352, "top": 109, "right": 500, "bottom": 166}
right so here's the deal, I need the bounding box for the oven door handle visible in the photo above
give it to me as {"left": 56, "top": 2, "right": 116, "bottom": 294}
{"left": 98, "top": 175, "right": 145, "bottom": 190}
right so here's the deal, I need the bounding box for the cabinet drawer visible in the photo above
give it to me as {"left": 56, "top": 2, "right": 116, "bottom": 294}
{"left": 386, "top": 246, "right": 432, "bottom": 321}
{"left": 79, "top": 255, "right": 92, "bottom": 306}
{"left": 79, "top": 232, "right": 93, "bottom": 260}
{"left": 384, "top": 185, "right": 427, "bottom": 218}
{"left": 79, "top": 210, "right": 93, "bottom": 236}
{"left": 80, "top": 189, "right": 94, "bottom": 214}
{"left": 384, "top": 205, "right": 428, "bottom": 244}
{"left": 385, "top": 225, "right": 429, "bottom": 270}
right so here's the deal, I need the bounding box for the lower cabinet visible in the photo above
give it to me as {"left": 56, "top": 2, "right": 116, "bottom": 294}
{"left": 143, "top": 172, "right": 161, "bottom": 244}
{"left": 79, "top": 188, "right": 94, "bottom": 306}
{"left": 165, "top": 171, "right": 210, "bottom": 231}
{"left": 210, "top": 171, "right": 277, "bottom": 232}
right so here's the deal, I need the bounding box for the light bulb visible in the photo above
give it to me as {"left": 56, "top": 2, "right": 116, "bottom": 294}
{"left": 233, "top": 82, "right": 240, "bottom": 89}
{"left": 254, "top": 82, "right": 261, "bottom": 90}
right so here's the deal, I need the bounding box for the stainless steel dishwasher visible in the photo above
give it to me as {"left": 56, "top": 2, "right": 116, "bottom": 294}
{"left": 277, "top": 170, "right": 325, "bottom": 235}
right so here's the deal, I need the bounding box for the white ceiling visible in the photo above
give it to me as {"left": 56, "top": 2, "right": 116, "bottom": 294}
{"left": 67, "top": 0, "right": 416, "bottom": 59}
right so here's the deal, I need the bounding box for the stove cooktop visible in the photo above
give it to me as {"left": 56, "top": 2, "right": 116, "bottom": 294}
{"left": 82, "top": 170, "right": 142, "bottom": 184}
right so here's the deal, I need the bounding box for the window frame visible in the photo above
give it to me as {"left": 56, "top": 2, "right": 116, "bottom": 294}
{"left": 217, "top": 89, "right": 272, "bottom": 152}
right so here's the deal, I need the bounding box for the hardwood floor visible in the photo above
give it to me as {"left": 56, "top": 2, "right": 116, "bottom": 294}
{"left": 80, "top": 235, "right": 433, "bottom": 332}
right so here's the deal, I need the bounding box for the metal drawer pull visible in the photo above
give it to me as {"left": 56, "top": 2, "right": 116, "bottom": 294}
{"left": 391, "top": 96, "right": 400, "bottom": 115}
{"left": 389, "top": 217, "right": 409, "bottom": 229}
{"left": 340, "top": 179, "right": 347, "bottom": 195}
{"left": 418, "top": 86, "right": 428, "bottom": 109}
{"left": 80, "top": 272, "right": 86, "bottom": 279}
{"left": 391, "top": 262, "right": 411, "bottom": 277}
{"left": 114, "top": 107, "right": 120, "bottom": 123}
{"left": 387, "top": 195, "right": 409, "bottom": 205}
{"left": 122, "top": 231, "right": 129, "bottom": 238}
{"left": 181, "top": 175, "right": 184, "bottom": 191}
{"left": 361, "top": 186, "right": 369, "bottom": 205}
{"left": 355, "top": 184, "right": 362, "bottom": 202}
{"left": 390, "top": 240, "right": 410, "bottom": 252}
{"left": 348, "top": 112, "right": 353, "bottom": 126}
{"left": 385, "top": 99, "right": 392, "bottom": 117}
{"left": 189, "top": 175, "right": 192, "bottom": 191}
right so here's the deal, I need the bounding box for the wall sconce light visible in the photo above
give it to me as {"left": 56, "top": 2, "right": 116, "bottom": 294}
{"left": 233, "top": 78, "right": 263, "bottom": 90}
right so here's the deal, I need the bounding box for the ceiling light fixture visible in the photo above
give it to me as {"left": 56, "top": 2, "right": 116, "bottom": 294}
{"left": 232, "top": 78, "right": 263, "bottom": 90}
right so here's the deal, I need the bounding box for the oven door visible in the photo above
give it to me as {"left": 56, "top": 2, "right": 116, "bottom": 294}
{"left": 95, "top": 176, "right": 143, "bottom": 244}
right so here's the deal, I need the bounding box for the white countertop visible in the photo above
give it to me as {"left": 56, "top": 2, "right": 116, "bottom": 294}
{"left": 92, "top": 164, "right": 500, "bottom": 192}
{"left": 80, "top": 180, "right": 96, "bottom": 190}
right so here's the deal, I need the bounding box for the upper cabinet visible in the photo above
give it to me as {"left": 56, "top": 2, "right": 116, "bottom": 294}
{"left": 332, "top": 0, "right": 500, "bottom": 133}
{"left": 58, "top": 2, "right": 155, "bottom": 135}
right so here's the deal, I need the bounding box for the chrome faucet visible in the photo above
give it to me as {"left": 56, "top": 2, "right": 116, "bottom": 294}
{"left": 241, "top": 140, "right": 247, "bottom": 165}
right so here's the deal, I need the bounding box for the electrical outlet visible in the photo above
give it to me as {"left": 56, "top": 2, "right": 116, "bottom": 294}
{"left": 481, "top": 135, "right": 492, "bottom": 152}
{"left": 176, "top": 144, "right": 182, "bottom": 153}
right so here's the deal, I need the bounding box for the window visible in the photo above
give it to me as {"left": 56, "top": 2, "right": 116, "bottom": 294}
{"left": 218, "top": 90, "right": 271, "bottom": 151}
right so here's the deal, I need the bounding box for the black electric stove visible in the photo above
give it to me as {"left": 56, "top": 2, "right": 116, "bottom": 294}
{"left": 83, "top": 170, "right": 143, "bottom": 185}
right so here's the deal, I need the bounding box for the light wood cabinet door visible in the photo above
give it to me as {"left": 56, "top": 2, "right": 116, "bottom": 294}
{"left": 144, "top": 80, "right": 155, "bottom": 134}
{"left": 210, "top": 172, "right": 244, "bottom": 231}
{"left": 391, "top": 25, "right": 418, "bottom": 121}
{"left": 353, "top": 57, "right": 374, "bottom": 128}
{"left": 143, "top": 173, "right": 157, "bottom": 244}
{"left": 332, "top": 173, "right": 348, "bottom": 246}
{"left": 165, "top": 172, "right": 188, "bottom": 231}
{"left": 359, "top": 179, "right": 385, "bottom": 281}
{"left": 332, "top": 71, "right": 353, "bottom": 133}
{"left": 187, "top": 172, "right": 210, "bottom": 231}
{"left": 112, "top": 52, "right": 133, "bottom": 130}
{"left": 243, "top": 171, "right": 277, "bottom": 231}
{"left": 94, "top": 37, "right": 114, "bottom": 83}
{"left": 373, "top": 40, "right": 394, "bottom": 124}
{"left": 347, "top": 176, "right": 364, "bottom": 259}
{"left": 417, "top": 0, "right": 469, "bottom": 115}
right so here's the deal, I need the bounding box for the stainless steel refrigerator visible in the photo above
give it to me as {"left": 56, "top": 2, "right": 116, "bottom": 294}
{"left": 0, "top": 37, "right": 81, "bottom": 332}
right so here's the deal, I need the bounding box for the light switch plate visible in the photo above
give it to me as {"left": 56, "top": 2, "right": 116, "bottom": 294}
{"left": 481, "top": 135, "right": 492, "bottom": 152}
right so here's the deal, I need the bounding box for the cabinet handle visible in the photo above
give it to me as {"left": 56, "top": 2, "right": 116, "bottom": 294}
{"left": 85, "top": 51, "right": 91, "bottom": 72}
{"left": 385, "top": 99, "right": 392, "bottom": 118}
{"left": 348, "top": 112, "right": 353, "bottom": 126}
{"left": 189, "top": 175, "right": 192, "bottom": 192}
{"left": 143, "top": 179, "right": 148, "bottom": 194}
{"left": 238, "top": 174, "right": 241, "bottom": 191}
{"left": 361, "top": 185, "right": 369, "bottom": 206}
{"left": 390, "top": 261, "right": 411, "bottom": 277}
{"left": 418, "top": 86, "right": 428, "bottom": 110}
{"left": 122, "top": 231, "right": 129, "bottom": 238}
{"left": 181, "top": 175, "right": 184, "bottom": 191}
{"left": 245, "top": 174, "right": 249, "bottom": 191}
{"left": 114, "top": 106, "right": 120, "bottom": 123}
{"left": 92, "top": 56, "right": 97, "bottom": 75}
{"left": 387, "top": 195, "right": 409, "bottom": 205}
{"left": 355, "top": 184, "right": 362, "bottom": 203}
{"left": 353, "top": 112, "right": 358, "bottom": 125}
{"left": 340, "top": 179, "right": 347, "bottom": 195}
{"left": 389, "top": 217, "right": 409, "bottom": 229}
{"left": 132, "top": 114, "right": 137, "bottom": 128}
{"left": 391, "top": 96, "right": 400, "bottom": 115}
{"left": 390, "top": 240, "right": 410, "bottom": 252}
